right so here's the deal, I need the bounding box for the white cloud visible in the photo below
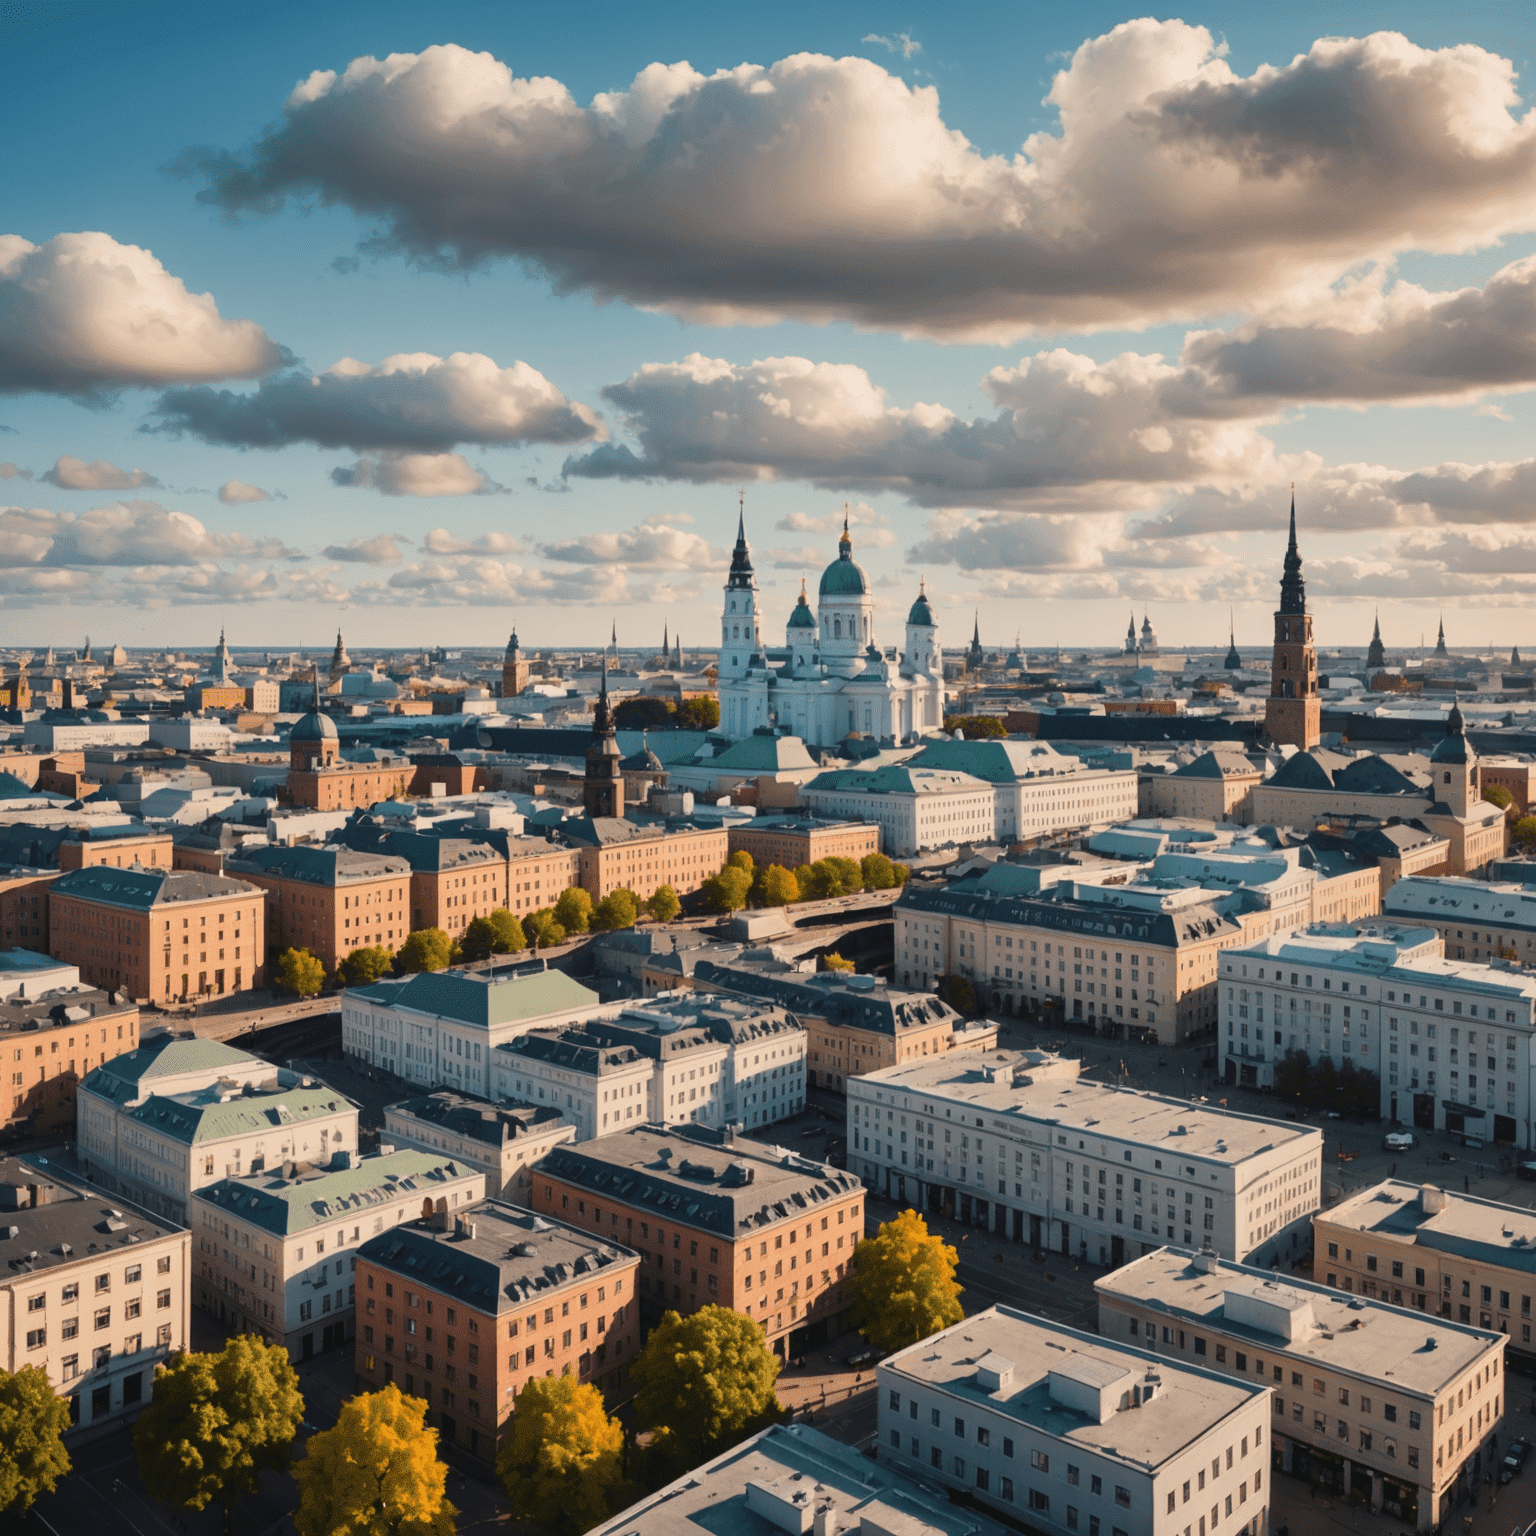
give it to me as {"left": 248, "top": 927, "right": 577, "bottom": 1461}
{"left": 0, "top": 500, "right": 291, "bottom": 567}
{"left": 0, "top": 231, "right": 287, "bottom": 398}
{"left": 150, "top": 350, "right": 602, "bottom": 451}
{"left": 218, "top": 478, "right": 273, "bottom": 503}
{"left": 358, "top": 555, "right": 634, "bottom": 607}
{"left": 863, "top": 32, "right": 921, "bottom": 59}
{"left": 539, "top": 520, "right": 719, "bottom": 569}
{"left": 192, "top": 27, "right": 1536, "bottom": 339}
{"left": 331, "top": 451, "right": 496, "bottom": 497}
{"left": 322, "top": 534, "right": 405, "bottom": 563}
{"left": 0, "top": 463, "right": 30, "bottom": 480}
{"left": 422, "top": 527, "right": 524, "bottom": 555}
{"left": 42, "top": 455, "right": 160, "bottom": 491}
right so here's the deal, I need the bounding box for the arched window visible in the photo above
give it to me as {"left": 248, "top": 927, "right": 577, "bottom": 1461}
{"left": 834, "top": 618, "right": 842, "bottom": 638}
{"left": 1280, "top": 656, "right": 1288, "bottom": 669}
{"left": 1444, "top": 771, "right": 1452, "bottom": 784}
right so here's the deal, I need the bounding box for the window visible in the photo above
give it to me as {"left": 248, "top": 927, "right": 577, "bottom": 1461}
{"left": 26, "top": 1327, "right": 45, "bottom": 1349}
{"left": 1031, "top": 1450, "right": 1049, "bottom": 1471}
{"left": 1114, "top": 1487, "right": 1131, "bottom": 1508}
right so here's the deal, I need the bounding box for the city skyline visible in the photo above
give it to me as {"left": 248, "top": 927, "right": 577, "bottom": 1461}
{"left": 4, "top": 1, "right": 1536, "bottom": 648}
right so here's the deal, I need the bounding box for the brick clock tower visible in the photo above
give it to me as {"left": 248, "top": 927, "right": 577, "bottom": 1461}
{"left": 1264, "top": 492, "right": 1321, "bottom": 751}
{"left": 502, "top": 628, "right": 530, "bottom": 698}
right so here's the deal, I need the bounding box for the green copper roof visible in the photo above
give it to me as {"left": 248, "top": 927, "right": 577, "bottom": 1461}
{"left": 349, "top": 967, "right": 599, "bottom": 1026}
{"left": 818, "top": 552, "right": 869, "bottom": 596}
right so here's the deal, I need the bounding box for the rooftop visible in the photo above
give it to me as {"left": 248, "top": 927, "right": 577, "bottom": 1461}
{"left": 348, "top": 964, "right": 599, "bottom": 1027}
{"left": 226, "top": 844, "right": 412, "bottom": 885}
{"left": 51, "top": 864, "right": 257, "bottom": 910}
{"left": 386, "top": 1091, "right": 571, "bottom": 1147}
{"left": 1319, "top": 1179, "right": 1536, "bottom": 1276}
{"left": 536, "top": 1122, "right": 861, "bottom": 1238}
{"left": 1385, "top": 878, "right": 1536, "bottom": 934}
{"left": 879, "top": 1305, "right": 1264, "bottom": 1470}
{"left": 357, "top": 1199, "right": 637, "bottom": 1313}
{"left": 852, "top": 1051, "right": 1319, "bottom": 1168}
{"left": 84, "top": 1035, "right": 262, "bottom": 1103}
{"left": 1097, "top": 1247, "right": 1501, "bottom": 1395}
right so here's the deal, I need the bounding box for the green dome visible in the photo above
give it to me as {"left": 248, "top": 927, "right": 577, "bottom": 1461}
{"left": 907, "top": 587, "right": 934, "bottom": 626}
{"left": 787, "top": 585, "right": 816, "bottom": 629}
{"left": 819, "top": 542, "right": 869, "bottom": 596}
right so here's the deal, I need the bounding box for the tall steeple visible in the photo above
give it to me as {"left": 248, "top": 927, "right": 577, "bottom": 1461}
{"left": 1223, "top": 608, "right": 1242, "bottom": 670}
{"left": 966, "top": 612, "right": 984, "bottom": 671}
{"left": 328, "top": 627, "right": 350, "bottom": 682}
{"left": 1435, "top": 615, "right": 1449, "bottom": 660}
{"left": 1366, "top": 610, "right": 1386, "bottom": 671}
{"left": 719, "top": 490, "right": 761, "bottom": 688}
{"left": 583, "top": 662, "right": 624, "bottom": 818}
{"left": 1264, "top": 486, "right": 1320, "bottom": 750}
{"left": 502, "top": 626, "right": 529, "bottom": 698}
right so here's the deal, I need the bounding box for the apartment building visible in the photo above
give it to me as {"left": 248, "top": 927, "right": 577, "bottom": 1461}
{"left": 1315, "top": 1180, "right": 1536, "bottom": 1371}
{"left": 493, "top": 993, "right": 806, "bottom": 1138}
{"left": 562, "top": 812, "right": 729, "bottom": 904}
{"left": 79, "top": 1035, "right": 357, "bottom": 1224}
{"left": 193, "top": 1148, "right": 484, "bottom": 1360}
{"left": 1144, "top": 749, "right": 1264, "bottom": 824}
{"left": 726, "top": 815, "right": 882, "bottom": 869}
{"left": 224, "top": 844, "right": 411, "bottom": 974}
{"left": 1384, "top": 878, "right": 1536, "bottom": 965}
{"left": 799, "top": 765, "right": 997, "bottom": 857}
{"left": 689, "top": 950, "right": 991, "bottom": 1093}
{"left": 1097, "top": 1247, "right": 1506, "bottom": 1532}
{"left": 896, "top": 836, "right": 1382, "bottom": 1043}
{"left": 532, "top": 1121, "right": 864, "bottom": 1358}
{"left": 354, "top": 1201, "right": 641, "bottom": 1462}
{"left": 49, "top": 864, "right": 266, "bottom": 1002}
{"left": 504, "top": 834, "right": 583, "bottom": 916}
{"left": 877, "top": 1305, "right": 1271, "bottom": 1536}
{"left": 587, "top": 1423, "right": 1023, "bottom": 1536}
{"left": 2, "top": 974, "right": 138, "bottom": 1138}
{"left": 341, "top": 962, "right": 601, "bottom": 1097}
{"left": 383, "top": 1090, "right": 576, "bottom": 1200}
{"left": 0, "top": 866, "right": 57, "bottom": 951}
{"left": 0, "top": 1155, "right": 190, "bottom": 1438}
{"left": 1218, "top": 923, "right": 1536, "bottom": 1141}
{"left": 849, "top": 1051, "right": 1322, "bottom": 1268}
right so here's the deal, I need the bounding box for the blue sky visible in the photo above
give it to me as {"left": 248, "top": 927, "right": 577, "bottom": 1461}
{"left": 3, "top": 1, "right": 1535, "bottom": 654}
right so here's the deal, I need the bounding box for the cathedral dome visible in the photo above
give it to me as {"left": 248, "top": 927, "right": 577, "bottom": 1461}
{"left": 787, "top": 581, "right": 816, "bottom": 629}
{"left": 291, "top": 708, "right": 338, "bottom": 744}
{"left": 819, "top": 524, "right": 868, "bottom": 596}
{"left": 907, "top": 581, "right": 934, "bottom": 627}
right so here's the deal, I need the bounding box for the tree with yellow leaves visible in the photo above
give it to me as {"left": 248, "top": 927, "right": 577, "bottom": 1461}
{"left": 849, "top": 1208, "right": 963, "bottom": 1351}
{"left": 496, "top": 1376, "right": 624, "bottom": 1533}
{"left": 293, "top": 1383, "right": 456, "bottom": 1536}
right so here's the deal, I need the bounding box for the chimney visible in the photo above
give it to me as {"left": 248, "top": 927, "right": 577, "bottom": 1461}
{"left": 1421, "top": 1185, "right": 1446, "bottom": 1215}
{"left": 813, "top": 1506, "right": 838, "bottom": 1536}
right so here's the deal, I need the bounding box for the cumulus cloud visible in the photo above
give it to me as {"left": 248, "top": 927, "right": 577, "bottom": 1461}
{"left": 0, "top": 501, "right": 292, "bottom": 567}
{"left": 218, "top": 478, "right": 273, "bottom": 503}
{"left": 322, "top": 534, "right": 405, "bottom": 563}
{"left": 357, "top": 555, "right": 634, "bottom": 607}
{"left": 565, "top": 350, "right": 1275, "bottom": 509}
{"left": 421, "top": 527, "right": 523, "bottom": 555}
{"left": 42, "top": 455, "right": 161, "bottom": 490}
{"left": 331, "top": 451, "right": 497, "bottom": 496}
{"left": 149, "top": 350, "right": 602, "bottom": 451}
{"left": 188, "top": 27, "right": 1536, "bottom": 338}
{"left": 0, "top": 231, "right": 287, "bottom": 398}
{"left": 0, "top": 463, "right": 31, "bottom": 480}
{"left": 539, "top": 519, "right": 719, "bottom": 569}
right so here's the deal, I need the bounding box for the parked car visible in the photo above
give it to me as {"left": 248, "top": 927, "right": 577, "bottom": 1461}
{"left": 1383, "top": 1132, "right": 1416, "bottom": 1151}
{"left": 1500, "top": 1441, "right": 1530, "bottom": 1483}
{"left": 1324, "top": 1111, "right": 1342, "bottom": 1120}
{"left": 845, "top": 1347, "right": 881, "bottom": 1368}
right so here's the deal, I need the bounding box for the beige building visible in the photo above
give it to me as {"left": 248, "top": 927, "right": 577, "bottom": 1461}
{"left": 1098, "top": 1247, "right": 1505, "bottom": 1532}
{"left": 565, "top": 814, "right": 730, "bottom": 904}
{"left": 1384, "top": 877, "right": 1536, "bottom": 966}
{"left": 506, "top": 835, "right": 583, "bottom": 917}
{"left": 1144, "top": 749, "right": 1264, "bottom": 824}
{"left": 383, "top": 1090, "right": 576, "bottom": 1200}
{"left": 878, "top": 1305, "right": 1272, "bottom": 1536}
{"left": 1316, "top": 1180, "right": 1536, "bottom": 1367}
{"left": 0, "top": 1154, "right": 190, "bottom": 1438}
{"left": 727, "top": 816, "right": 881, "bottom": 869}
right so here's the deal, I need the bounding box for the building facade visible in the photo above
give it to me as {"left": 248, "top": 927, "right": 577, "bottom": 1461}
{"left": 383, "top": 1091, "right": 577, "bottom": 1199}
{"left": 849, "top": 1050, "right": 1322, "bottom": 1267}
{"left": 532, "top": 1121, "right": 864, "bottom": 1358}
{"left": 354, "top": 1200, "right": 640, "bottom": 1462}
{"left": 3, "top": 980, "right": 138, "bottom": 1139}
{"left": 726, "top": 816, "right": 882, "bottom": 869}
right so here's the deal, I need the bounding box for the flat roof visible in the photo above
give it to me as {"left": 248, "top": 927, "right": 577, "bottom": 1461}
{"left": 1097, "top": 1246, "right": 1500, "bottom": 1395}
{"left": 1318, "top": 1179, "right": 1536, "bottom": 1276}
{"left": 880, "top": 1305, "right": 1263, "bottom": 1471}
{"left": 853, "top": 1052, "right": 1319, "bottom": 1168}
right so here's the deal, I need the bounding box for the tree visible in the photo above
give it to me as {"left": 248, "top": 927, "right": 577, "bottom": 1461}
{"left": 394, "top": 927, "right": 454, "bottom": 975}
{"left": 701, "top": 865, "right": 752, "bottom": 912}
{"left": 791, "top": 862, "right": 822, "bottom": 900}
{"left": 487, "top": 907, "right": 526, "bottom": 953}
{"left": 728, "top": 849, "right": 754, "bottom": 874}
{"left": 338, "top": 945, "right": 394, "bottom": 987}
{"left": 458, "top": 916, "right": 500, "bottom": 962}
{"left": 1484, "top": 784, "right": 1515, "bottom": 811}
{"left": 758, "top": 864, "right": 799, "bottom": 907}
{"left": 943, "top": 715, "right": 1007, "bottom": 738}
{"left": 849, "top": 1209, "right": 963, "bottom": 1351}
{"left": 860, "top": 852, "right": 898, "bottom": 890}
{"left": 946, "top": 976, "right": 976, "bottom": 1014}
{"left": 645, "top": 884, "right": 681, "bottom": 923}
{"left": 1515, "top": 815, "right": 1536, "bottom": 851}
{"left": 0, "top": 1365, "right": 70, "bottom": 1518}
{"left": 632, "top": 1307, "right": 782, "bottom": 1473}
{"left": 614, "top": 696, "right": 675, "bottom": 730}
{"left": 592, "top": 887, "right": 640, "bottom": 932}
{"left": 676, "top": 695, "right": 719, "bottom": 730}
{"left": 293, "top": 1384, "right": 455, "bottom": 1536}
{"left": 554, "top": 886, "right": 594, "bottom": 935}
{"left": 496, "top": 1376, "right": 623, "bottom": 1534}
{"left": 822, "top": 856, "right": 864, "bottom": 894}
{"left": 890, "top": 861, "right": 911, "bottom": 886}
{"left": 134, "top": 1336, "right": 303, "bottom": 1532}
{"left": 526, "top": 908, "right": 568, "bottom": 949}
{"left": 276, "top": 947, "right": 325, "bottom": 997}
{"left": 822, "top": 951, "right": 855, "bottom": 972}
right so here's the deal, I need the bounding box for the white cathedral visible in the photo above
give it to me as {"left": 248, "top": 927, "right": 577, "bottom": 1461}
{"left": 716, "top": 506, "right": 944, "bottom": 749}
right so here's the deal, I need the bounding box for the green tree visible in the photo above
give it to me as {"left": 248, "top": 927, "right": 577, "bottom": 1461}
{"left": 394, "top": 927, "right": 454, "bottom": 975}
{"left": 849, "top": 1209, "right": 964, "bottom": 1351}
{"left": 822, "top": 951, "right": 855, "bottom": 972}
{"left": 0, "top": 1365, "right": 71, "bottom": 1518}
{"left": 632, "top": 1306, "right": 783, "bottom": 1474}
{"left": 943, "top": 714, "right": 1007, "bottom": 738}
{"left": 791, "top": 862, "right": 823, "bottom": 900}
{"left": 554, "top": 886, "right": 594, "bottom": 934}
{"left": 946, "top": 976, "right": 976, "bottom": 1014}
{"left": 458, "top": 916, "right": 500, "bottom": 962}
{"left": 1484, "top": 784, "right": 1515, "bottom": 811}
{"left": 676, "top": 695, "right": 720, "bottom": 730}
{"left": 526, "top": 909, "right": 568, "bottom": 949}
{"left": 1514, "top": 814, "right": 1536, "bottom": 850}
{"left": 133, "top": 1336, "right": 303, "bottom": 1533}
{"left": 496, "top": 1376, "right": 624, "bottom": 1534}
{"left": 487, "top": 907, "right": 527, "bottom": 953}
{"left": 860, "top": 852, "right": 898, "bottom": 890}
{"left": 728, "top": 848, "right": 754, "bottom": 874}
{"left": 275, "top": 947, "right": 325, "bottom": 998}
{"left": 337, "top": 945, "right": 394, "bottom": 987}
{"left": 614, "top": 697, "right": 675, "bottom": 730}
{"left": 701, "top": 865, "right": 752, "bottom": 912}
{"left": 592, "top": 887, "right": 640, "bottom": 931}
{"left": 757, "top": 864, "right": 799, "bottom": 907}
{"left": 293, "top": 1384, "right": 455, "bottom": 1536}
{"left": 890, "top": 861, "right": 911, "bottom": 886}
{"left": 645, "top": 884, "right": 681, "bottom": 923}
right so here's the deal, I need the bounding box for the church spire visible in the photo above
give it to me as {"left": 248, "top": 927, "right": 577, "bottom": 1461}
{"left": 727, "top": 490, "right": 756, "bottom": 589}
{"left": 1278, "top": 484, "right": 1306, "bottom": 615}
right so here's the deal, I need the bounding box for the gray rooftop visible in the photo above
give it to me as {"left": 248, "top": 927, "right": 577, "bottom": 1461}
{"left": 1319, "top": 1179, "right": 1536, "bottom": 1276}
{"left": 84, "top": 1035, "right": 262, "bottom": 1104}
{"left": 387, "top": 1091, "right": 571, "bottom": 1147}
{"left": 51, "top": 864, "right": 258, "bottom": 910}
{"left": 357, "top": 1199, "right": 636, "bottom": 1313}
{"left": 535, "top": 1122, "right": 861, "bottom": 1239}
{"left": 226, "top": 843, "right": 412, "bottom": 886}
{"left": 348, "top": 964, "right": 599, "bottom": 1026}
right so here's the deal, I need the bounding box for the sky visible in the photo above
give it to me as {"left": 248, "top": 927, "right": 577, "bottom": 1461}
{"left": 3, "top": 0, "right": 1536, "bottom": 655}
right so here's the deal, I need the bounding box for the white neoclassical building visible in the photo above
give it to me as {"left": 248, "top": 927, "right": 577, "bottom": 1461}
{"left": 717, "top": 508, "right": 944, "bottom": 749}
